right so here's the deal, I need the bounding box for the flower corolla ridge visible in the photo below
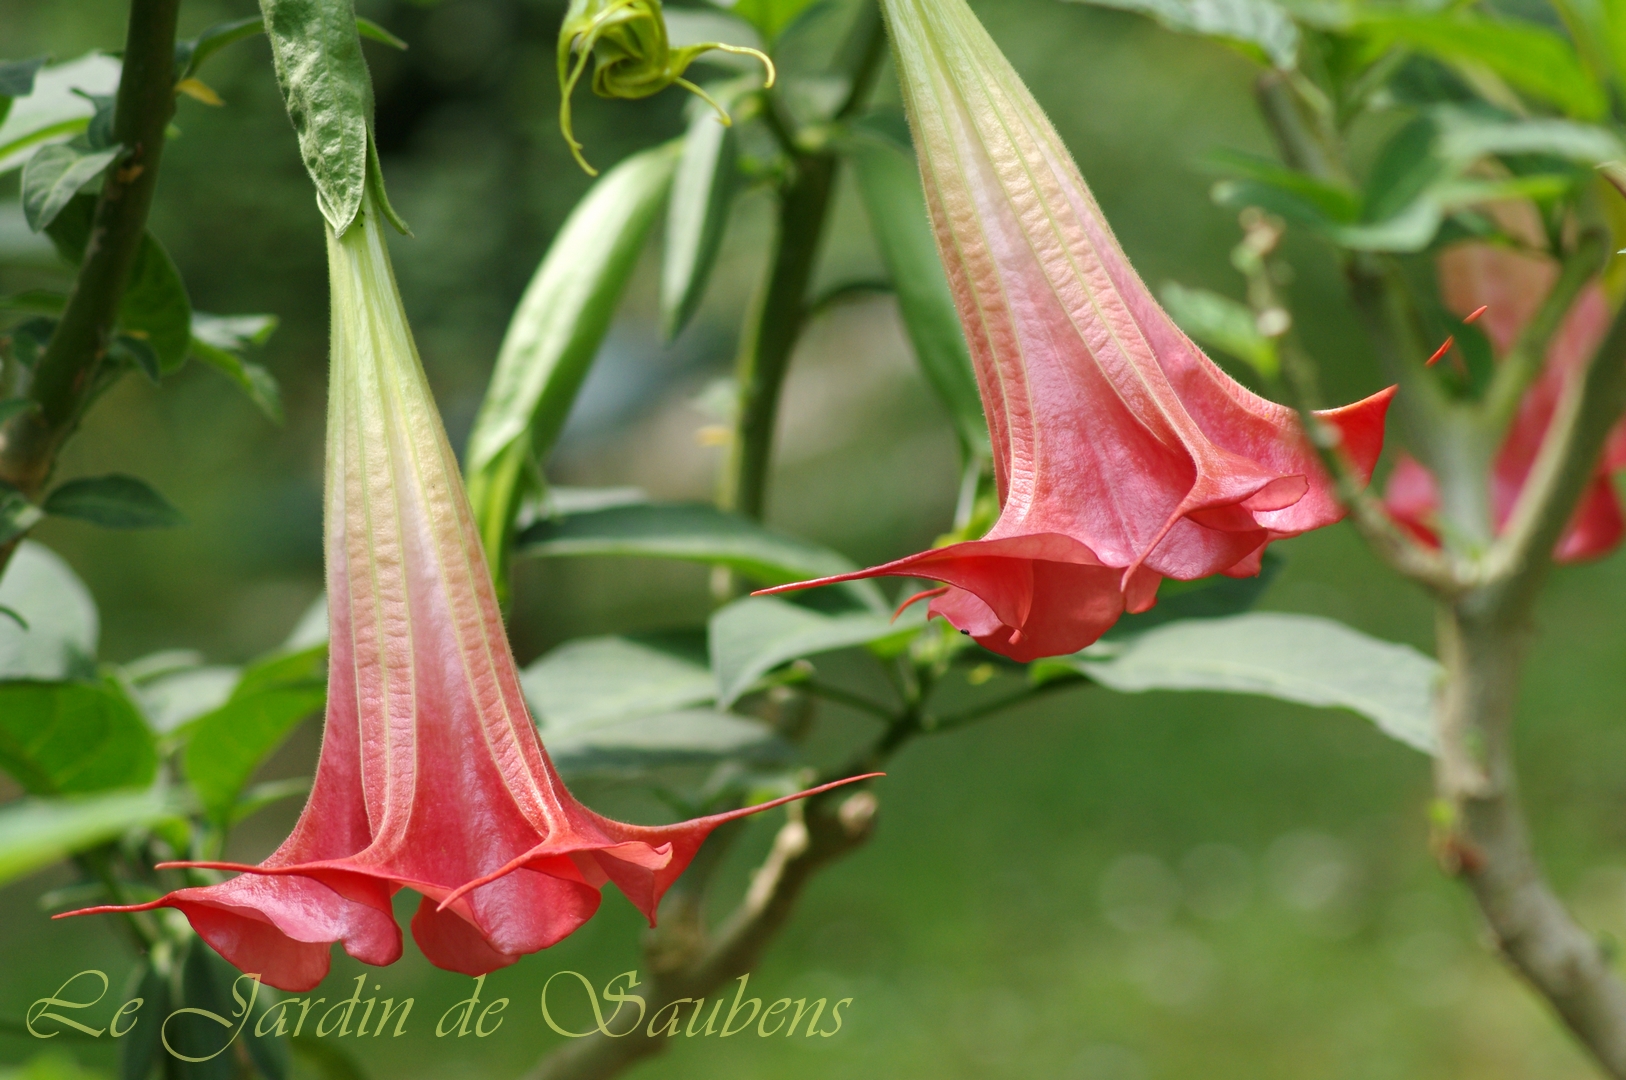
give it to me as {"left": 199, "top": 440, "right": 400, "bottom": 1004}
{"left": 1385, "top": 241, "right": 1626, "bottom": 562}
{"left": 63, "top": 194, "right": 876, "bottom": 993}
{"left": 757, "top": 0, "right": 1392, "bottom": 663}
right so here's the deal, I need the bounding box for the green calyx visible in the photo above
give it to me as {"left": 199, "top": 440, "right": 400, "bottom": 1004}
{"left": 557, "top": 0, "right": 774, "bottom": 175}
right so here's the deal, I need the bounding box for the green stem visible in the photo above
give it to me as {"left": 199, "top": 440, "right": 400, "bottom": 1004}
{"left": 721, "top": 3, "right": 888, "bottom": 520}
{"left": 0, "top": 0, "right": 180, "bottom": 560}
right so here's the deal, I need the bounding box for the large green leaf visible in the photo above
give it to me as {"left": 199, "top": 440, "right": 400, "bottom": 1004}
{"left": 130, "top": 661, "right": 240, "bottom": 735}
{"left": 184, "top": 645, "right": 327, "bottom": 822}
{"left": 260, "top": 0, "right": 373, "bottom": 233}
{"left": 1063, "top": 0, "right": 1299, "bottom": 69}
{"left": 516, "top": 501, "right": 885, "bottom": 609}
{"left": 190, "top": 312, "right": 283, "bottom": 423}
{"left": 1359, "top": 12, "right": 1607, "bottom": 120}
{"left": 43, "top": 474, "right": 185, "bottom": 529}
{"left": 1160, "top": 283, "right": 1277, "bottom": 379}
{"left": 848, "top": 119, "right": 987, "bottom": 464}
{"left": 662, "top": 98, "right": 740, "bottom": 341}
{"left": 729, "top": 0, "right": 824, "bottom": 40}
{"left": 0, "top": 678, "right": 158, "bottom": 794}
{"left": 464, "top": 140, "right": 680, "bottom": 583}
{"left": 0, "top": 53, "right": 121, "bottom": 174}
{"left": 21, "top": 144, "right": 120, "bottom": 232}
{"left": 1036, "top": 613, "right": 1439, "bottom": 753}
{"left": 710, "top": 595, "right": 923, "bottom": 707}
{"left": 0, "top": 788, "right": 179, "bottom": 887}
{"left": 545, "top": 708, "right": 796, "bottom": 779}
{"left": 521, "top": 634, "right": 715, "bottom": 730}
{"left": 0, "top": 541, "right": 97, "bottom": 681}
{"left": 45, "top": 196, "right": 194, "bottom": 372}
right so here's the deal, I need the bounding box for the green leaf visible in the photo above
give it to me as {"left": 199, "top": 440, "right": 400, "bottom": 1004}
{"left": 43, "top": 474, "right": 185, "bottom": 529}
{"left": 230, "top": 776, "right": 310, "bottom": 825}
{"left": 1361, "top": 114, "right": 1445, "bottom": 225}
{"left": 1203, "top": 149, "right": 1361, "bottom": 222}
{"left": 516, "top": 501, "right": 887, "bottom": 610}
{"left": 0, "top": 677, "right": 158, "bottom": 794}
{"left": 848, "top": 118, "right": 987, "bottom": 464}
{"left": 729, "top": 0, "right": 823, "bottom": 40}
{"left": 0, "top": 541, "right": 98, "bottom": 681}
{"left": 464, "top": 140, "right": 680, "bottom": 581}
{"left": 0, "top": 398, "right": 40, "bottom": 425}
{"left": 191, "top": 313, "right": 283, "bottom": 422}
{"left": 0, "top": 788, "right": 179, "bottom": 888}
{"left": 111, "top": 333, "right": 161, "bottom": 384}
{"left": 1358, "top": 12, "right": 1607, "bottom": 120}
{"left": 0, "top": 58, "right": 47, "bottom": 100}
{"left": 4, "top": 315, "right": 54, "bottom": 369}
{"left": 662, "top": 100, "right": 740, "bottom": 341}
{"left": 355, "top": 16, "right": 408, "bottom": 51}
{"left": 260, "top": 0, "right": 374, "bottom": 232}
{"left": 0, "top": 482, "right": 42, "bottom": 546}
{"left": 0, "top": 53, "right": 121, "bottom": 175}
{"left": 1432, "top": 108, "right": 1626, "bottom": 166}
{"left": 710, "top": 595, "right": 923, "bottom": 707}
{"left": 21, "top": 144, "right": 120, "bottom": 232}
{"left": 1108, "top": 550, "right": 1283, "bottom": 638}
{"left": 1037, "top": 613, "right": 1439, "bottom": 753}
{"left": 1062, "top": 0, "right": 1299, "bottom": 69}
{"left": 133, "top": 664, "right": 240, "bottom": 734}
{"left": 522, "top": 634, "right": 715, "bottom": 729}
{"left": 1160, "top": 282, "right": 1278, "bottom": 379}
{"left": 171, "top": 940, "right": 237, "bottom": 1080}
{"left": 46, "top": 196, "right": 193, "bottom": 372}
{"left": 120, "top": 230, "right": 193, "bottom": 372}
{"left": 177, "top": 15, "right": 267, "bottom": 80}
{"left": 183, "top": 645, "right": 326, "bottom": 822}
{"left": 546, "top": 708, "right": 796, "bottom": 780}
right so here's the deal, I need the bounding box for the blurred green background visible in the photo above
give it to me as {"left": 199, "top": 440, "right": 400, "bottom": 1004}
{"left": 3, "top": 0, "right": 1626, "bottom": 1077}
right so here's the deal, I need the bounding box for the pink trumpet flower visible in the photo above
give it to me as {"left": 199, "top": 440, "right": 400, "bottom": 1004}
{"left": 759, "top": 0, "right": 1392, "bottom": 661}
{"left": 1385, "top": 242, "right": 1626, "bottom": 562}
{"left": 66, "top": 195, "right": 875, "bottom": 992}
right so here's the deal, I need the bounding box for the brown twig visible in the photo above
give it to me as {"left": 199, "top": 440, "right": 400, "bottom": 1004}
{"left": 522, "top": 787, "right": 878, "bottom": 1080}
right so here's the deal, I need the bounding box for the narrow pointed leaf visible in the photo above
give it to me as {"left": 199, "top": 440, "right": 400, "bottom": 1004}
{"left": 516, "top": 501, "right": 886, "bottom": 609}
{"left": 20, "top": 144, "right": 119, "bottom": 232}
{"left": 1358, "top": 12, "right": 1607, "bottom": 119}
{"left": 178, "top": 15, "right": 267, "bottom": 80}
{"left": 1160, "top": 283, "right": 1277, "bottom": 378}
{"left": 848, "top": 119, "right": 986, "bottom": 462}
{"left": 119, "top": 962, "right": 170, "bottom": 1080}
{"left": 191, "top": 313, "right": 284, "bottom": 422}
{"left": 711, "top": 595, "right": 924, "bottom": 707}
{"left": 1037, "top": 612, "right": 1439, "bottom": 753}
{"left": 1062, "top": 0, "right": 1299, "bottom": 69}
{"left": 0, "top": 542, "right": 98, "bottom": 682}
{"left": 260, "top": 0, "right": 373, "bottom": 232}
{"left": 0, "top": 789, "right": 179, "bottom": 887}
{"left": 43, "top": 474, "right": 185, "bottom": 529}
{"left": 662, "top": 106, "right": 739, "bottom": 341}
{"left": 0, "top": 677, "right": 158, "bottom": 794}
{"left": 465, "top": 140, "right": 679, "bottom": 581}
{"left": 135, "top": 664, "right": 240, "bottom": 734}
{"left": 0, "top": 53, "right": 121, "bottom": 174}
{"left": 0, "top": 483, "right": 42, "bottom": 546}
{"left": 0, "top": 57, "right": 47, "bottom": 100}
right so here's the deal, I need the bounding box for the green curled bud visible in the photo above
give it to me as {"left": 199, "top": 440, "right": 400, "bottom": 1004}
{"left": 558, "top": 0, "right": 775, "bottom": 175}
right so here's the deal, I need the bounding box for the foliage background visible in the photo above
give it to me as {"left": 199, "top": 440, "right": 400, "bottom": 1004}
{"left": 1, "top": 0, "right": 1625, "bottom": 1077}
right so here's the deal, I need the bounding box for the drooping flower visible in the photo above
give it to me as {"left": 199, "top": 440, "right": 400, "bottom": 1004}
{"left": 1384, "top": 242, "right": 1626, "bottom": 561}
{"left": 759, "top": 0, "right": 1392, "bottom": 662}
{"left": 66, "top": 195, "right": 873, "bottom": 992}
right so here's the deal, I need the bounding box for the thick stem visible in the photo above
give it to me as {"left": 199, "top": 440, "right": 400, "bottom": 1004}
{"left": 0, "top": 0, "right": 179, "bottom": 564}
{"left": 721, "top": 159, "right": 838, "bottom": 520}
{"left": 1436, "top": 607, "right": 1626, "bottom": 1076}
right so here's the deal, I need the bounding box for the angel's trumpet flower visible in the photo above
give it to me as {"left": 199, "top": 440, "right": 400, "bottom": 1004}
{"left": 66, "top": 195, "right": 873, "bottom": 992}
{"left": 1386, "top": 242, "right": 1626, "bottom": 561}
{"left": 761, "top": 0, "right": 1392, "bottom": 661}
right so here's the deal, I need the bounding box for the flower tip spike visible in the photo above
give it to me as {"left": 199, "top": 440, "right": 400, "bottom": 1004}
{"left": 1465, "top": 304, "right": 1488, "bottom": 325}
{"left": 1427, "top": 335, "right": 1455, "bottom": 367}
